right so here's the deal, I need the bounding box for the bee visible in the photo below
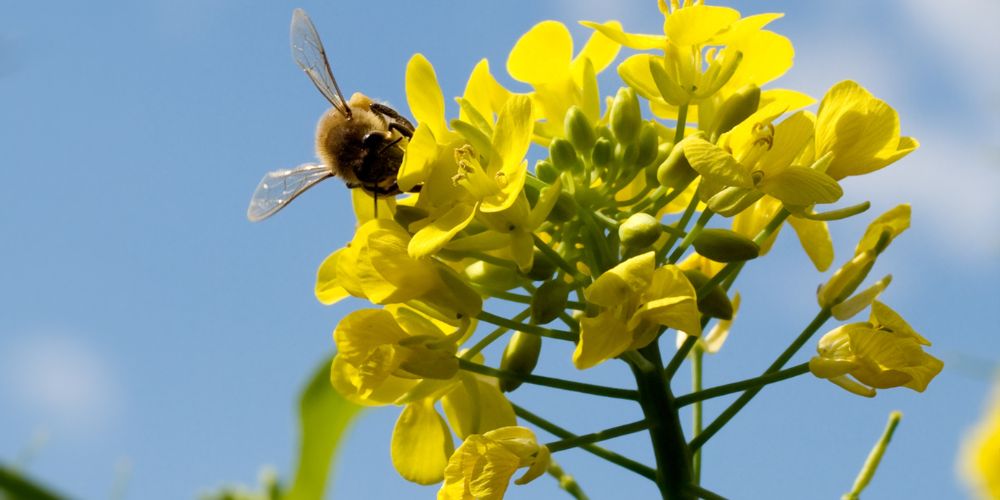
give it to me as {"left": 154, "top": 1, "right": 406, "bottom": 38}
{"left": 247, "top": 8, "right": 416, "bottom": 222}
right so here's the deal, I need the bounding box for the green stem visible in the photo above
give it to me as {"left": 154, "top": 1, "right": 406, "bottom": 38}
{"left": 547, "top": 460, "right": 590, "bottom": 500}
{"left": 580, "top": 211, "right": 615, "bottom": 273}
{"left": 658, "top": 193, "right": 700, "bottom": 265}
{"left": 691, "top": 349, "right": 704, "bottom": 485}
{"left": 627, "top": 347, "right": 694, "bottom": 499}
{"left": 618, "top": 185, "right": 664, "bottom": 208}
{"left": 485, "top": 289, "right": 587, "bottom": 311}
{"left": 476, "top": 310, "right": 577, "bottom": 342}
{"left": 457, "top": 358, "right": 638, "bottom": 400}
{"left": 686, "top": 484, "right": 728, "bottom": 500}
{"left": 462, "top": 308, "right": 530, "bottom": 358}
{"left": 665, "top": 335, "right": 698, "bottom": 380}
{"left": 674, "top": 104, "right": 689, "bottom": 144}
{"left": 511, "top": 403, "right": 657, "bottom": 481}
{"left": 842, "top": 411, "right": 903, "bottom": 500}
{"left": 532, "top": 234, "right": 587, "bottom": 285}
{"left": 0, "top": 465, "right": 66, "bottom": 500}
{"left": 675, "top": 363, "right": 810, "bottom": 407}
{"left": 689, "top": 308, "right": 832, "bottom": 452}
{"left": 546, "top": 419, "right": 651, "bottom": 453}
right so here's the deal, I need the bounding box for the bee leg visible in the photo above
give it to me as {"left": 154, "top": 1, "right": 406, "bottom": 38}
{"left": 379, "top": 136, "right": 403, "bottom": 154}
{"left": 371, "top": 102, "right": 415, "bottom": 137}
{"left": 345, "top": 181, "right": 362, "bottom": 189}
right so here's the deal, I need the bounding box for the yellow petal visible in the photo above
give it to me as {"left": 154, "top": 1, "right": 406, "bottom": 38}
{"left": 315, "top": 248, "right": 349, "bottom": 305}
{"left": 664, "top": 5, "right": 741, "bottom": 46}
{"left": 579, "top": 20, "right": 666, "bottom": 50}
{"left": 330, "top": 354, "right": 416, "bottom": 406}
{"left": 723, "top": 30, "right": 794, "bottom": 90}
{"left": 617, "top": 54, "right": 664, "bottom": 103}
{"left": 406, "top": 54, "right": 448, "bottom": 140}
{"left": 462, "top": 59, "right": 511, "bottom": 122}
{"left": 683, "top": 137, "right": 754, "bottom": 188}
{"left": 442, "top": 376, "right": 517, "bottom": 439}
{"left": 831, "top": 275, "right": 892, "bottom": 321}
{"left": 362, "top": 226, "right": 440, "bottom": 303}
{"left": 573, "top": 311, "right": 632, "bottom": 370}
{"left": 398, "top": 123, "right": 440, "bottom": 192}
{"left": 585, "top": 251, "right": 655, "bottom": 307}
{"left": 855, "top": 204, "right": 910, "bottom": 256}
{"left": 757, "top": 166, "right": 843, "bottom": 206}
{"left": 571, "top": 21, "right": 623, "bottom": 80}
{"left": 392, "top": 399, "right": 454, "bottom": 485}
{"left": 816, "top": 80, "right": 915, "bottom": 179}
{"left": 507, "top": 21, "right": 573, "bottom": 84}
{"left": 787, "top": 215, "right": 833, "bottom": 271}
{"left": 409, "top": 202, "right": 479, "bottom": 258}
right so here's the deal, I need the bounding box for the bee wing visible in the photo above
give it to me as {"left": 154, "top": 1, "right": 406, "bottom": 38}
{"left": 247, "top": 163, "right": 334, "bottom": 222}
{"left": 290, "top": 8, "right": 350, "bottom": 115}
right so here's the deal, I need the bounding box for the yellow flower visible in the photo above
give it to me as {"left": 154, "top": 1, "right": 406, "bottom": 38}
{"left": 438, "top": 426, "right": 551, "bottom": 500}
{"left": 961, "top": 379, "right": 1000, "bottom": 499}
{"left": 809, "top": 302, "right": 942, "bottom": 397}
{"left": 815, "top": 80, "right": 919, "bottom": 180}
{"left": 683, "top": 106, "right": 843, "bottom": 216}
{"left": 574, "top": 251, "right": 702, "bottom": 369}
{"left": 507, "top": 20, "right": 621, "bottom": 143}
{"left": 314, "top": 219, "right": 482, "bottom": 320}
{"left": 591, "top": 2, "right": 801, "bottom": 124}
{"left": 330, "top": 306, "right": 516, "bottom": 485}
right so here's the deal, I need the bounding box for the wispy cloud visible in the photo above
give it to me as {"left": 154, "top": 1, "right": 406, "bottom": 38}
{"left": 2, "top": 331, "right": 122, "bottom": 439}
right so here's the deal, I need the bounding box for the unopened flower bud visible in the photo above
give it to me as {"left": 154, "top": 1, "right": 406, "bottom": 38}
{"left": 535, "top": 159, "right": 558, "bottom": 184}
{"left": 565, "top": 106, "right": 596, "bottom": 153}
{"left": 465, "top": 260, "right": 521, "bottom": 292}
{"left": 615, "top": 142, "right": 639, "bottom": 168}
{"left": 619, "top": 213, "right": 661, "bottom": 249}
{"left": 682, "top": 269, "right": 734, "bottom": 320}
{"left": 591, "top": 137, "right": 613, "bottom": 167}
{"left": 522, "top": 248, "right": 557, "bottom": 281}
{"left": 499, "top": 331, "right": 542, "bottom": 392}
{"left": 692, "top": 228, "right": 760, "bottom": 262}
{"left": 711, "top": 84, "right": 760, "bottom": 139}
{"left": 548, "top": 191, "right": 576, "bottom": 223}
{"left": 657, "top": 141, "right": 698, "bottom": 190}
{"left": 635, "top": 122, "right": 660, "bottom": 168}
{"left": 531, "top": 279, "right": 571, "bottom": 324}
{"left": 610, "top": 87, "right": 641, "bottom": 144}
{"left": 550, "top": 138, "right": 583, "bottom": 173}
{"left": 818, "top": 250, "right": 876, "bottom": 309}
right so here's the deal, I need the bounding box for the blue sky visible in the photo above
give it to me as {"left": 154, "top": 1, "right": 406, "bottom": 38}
{"left": 1, "top": 1, "right": 997, "bottom": 499}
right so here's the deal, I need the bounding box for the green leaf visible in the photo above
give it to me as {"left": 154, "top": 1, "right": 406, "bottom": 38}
{"left": 285, "top": 356, "right": 364, "bottom": 500}
{"left": 0, "top": 463, "right": 67, "bottom": 500}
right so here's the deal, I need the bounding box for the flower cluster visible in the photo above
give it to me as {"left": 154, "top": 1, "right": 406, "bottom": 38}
{"left": 311, "top": 1, "right": 939, "bottom": 497}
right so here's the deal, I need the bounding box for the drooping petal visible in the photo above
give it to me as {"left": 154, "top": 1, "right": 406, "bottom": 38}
{"left": 442, "top": 375, "right": 517, "bottom": 439}
{"left": 683, "top": 137, "right": 754, "bottom": 188}
{"left": 787, "top": 215, "right": 833, "bottom": 271}
{"left": 585, "top": 251, "right": 656, "bottom": 307}
{"left": 579, "top": 21, "right": 665, "bottom": 50}
{"left": 756, "top": 166, "right": 843, "bottom": 207}
{"left": 398, "top": 123, "right": 440, "bottom": 192}
{"left": 392, "top": 399, "right": 454, "bottom": 485}
{"left": 315, "top": 248, "right": 349, "bottom": 305}
{"left": 409, "top": 202, "right": 479, "bottom": 258}
{"left": 573, "top": 311, "right": 631, "bottom": 370}
{"left": 855, "top": 204, "right": 910, "bottom": 255}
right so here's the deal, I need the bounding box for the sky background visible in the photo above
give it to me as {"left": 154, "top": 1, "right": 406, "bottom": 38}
{"left": 1, "top": 0, "right": 998, "bottom": 499}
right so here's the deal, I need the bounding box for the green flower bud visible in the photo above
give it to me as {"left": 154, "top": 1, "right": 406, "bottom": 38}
{"left": 657, "top": 141, "right": 698, "bottom": 190}
{"left": 535, "top": 159, "right": 558, "bottom": 184}
{"left": 531, "top": 279, "right": 571, "bottom": 324}
{"left": 692, "top": 228, "right": 760, "bottom": 262}
{"left": 591, "top": 137, "right": 613, "bottom": 168}
{"left": 646, "top": 141, "right": 674, "bottom": 185}
{"left": 610, "top": 87, "right": 642, "bottom": 144}
{"left": 422, "top": 265, "right": 484, "bottom": 320}
{"left": 565, "top": 106, "right": 596, "bottom": 153}
{"left": 711, "top": 83, "right": 760, "bottom": 140}
{"left": 615, "top": 142, "right": 639, "bottom": 168}
{"left": 682, "top": 269, "right": 734, "bottom": 320}
{"left": 522, "top": 248, "right": 557, "bottom": 281}
{"left": 619, "top": 213, "right": 661, "bottom": 249}
{"left": 499, "top": 331, "right": 542, "bottom": 392}
{"left": 635, "top": 122, "right": 660, "bottom": 168}
{"left": 550, "top": 138, "right": 583, "bottom": 173}
{"left": 465, "top": 260, "right": 521, "bottom": 292}
{"left": 393, "top": 205, "right": 429, "bottom": 230}
{"left": 548, "top": 191, "right": 576, "bottom": 223}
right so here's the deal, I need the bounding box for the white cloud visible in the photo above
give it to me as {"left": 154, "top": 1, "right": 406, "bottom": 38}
{"left": 2, "top": 331, "right": 122, "bottom": 438}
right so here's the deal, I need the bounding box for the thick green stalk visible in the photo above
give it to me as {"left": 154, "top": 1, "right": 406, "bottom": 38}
{"left": 628, "top": 348, "right": 694, "bottom": 499}
{"left": 675, "top": 363, "right": 810, "bottom": 407}
{"left": 691, "top": 349, "right": 704, "bottom": 485}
